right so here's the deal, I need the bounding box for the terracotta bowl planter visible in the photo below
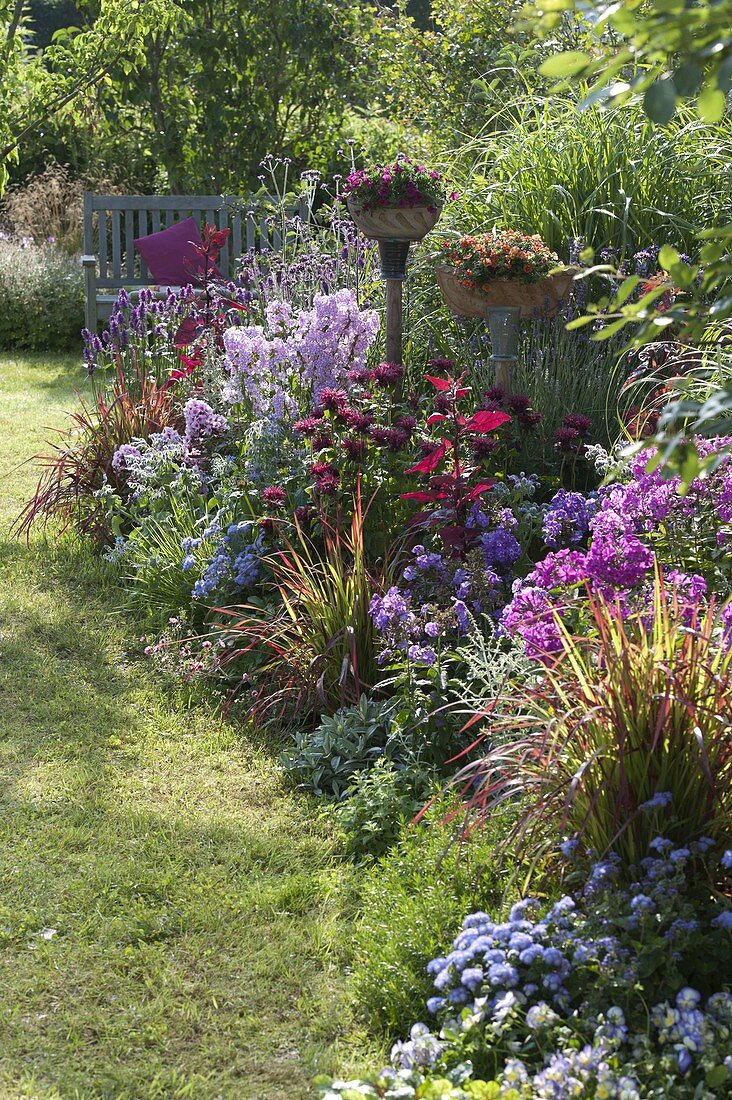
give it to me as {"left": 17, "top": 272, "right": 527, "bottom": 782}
{"left": 435, "top": 263, "right": 576, "bottom": 320}
{"left": 346, "top": 197, "right": 443, "bottom": 242}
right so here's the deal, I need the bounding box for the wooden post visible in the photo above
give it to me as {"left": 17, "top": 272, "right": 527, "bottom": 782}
{"left": 385, "top": 278, "right": 403, "bottom": 365}
{"left": 377, "top": 239, "right": 411, "bottom": 365}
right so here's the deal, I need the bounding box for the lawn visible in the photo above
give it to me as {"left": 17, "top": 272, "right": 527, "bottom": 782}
{"left": 0, "top": 354, "right": 375, "bottom": 1099}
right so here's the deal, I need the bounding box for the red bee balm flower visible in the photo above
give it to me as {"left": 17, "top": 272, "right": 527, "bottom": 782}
{"left": 262, "top": 486, "right": 287, "bottom": 510}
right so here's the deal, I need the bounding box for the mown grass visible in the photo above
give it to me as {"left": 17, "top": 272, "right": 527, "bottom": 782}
{"left": 0, "top": 354, "right": 376, "bottom": 1099}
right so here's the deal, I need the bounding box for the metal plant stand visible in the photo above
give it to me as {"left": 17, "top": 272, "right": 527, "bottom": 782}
{"left": 486, "top": 306, "right": 521, "bottom": 392}
{"left": 346, "top": 200, "right": 443, "bottom": 365}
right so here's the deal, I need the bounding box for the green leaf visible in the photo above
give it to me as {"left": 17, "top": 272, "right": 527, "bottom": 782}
{"left": 673, "top": 60, "right": 703, "bottom": 96}
{"left": 718, "top": 55, "right": 732, "bottom": 94}
{"left": 539, "top": 51, "right": 591, "bottom": 78}
{"left": 705, "top": 1065, "right": 730, "bottom": 1089}
{"left": 658, "top": 244, "right": 680, "bottom": 271}
{"left": 565, "top": 315, "right": 597, "bottom": 330}
{"left": 613, "top": 275, "right": 641, "bottom": 306}
{"left": 697, "top": 86, "right": 726, "bottom": 122}
{"left": 644, "top": 78, "right": 677, "bottom": 123}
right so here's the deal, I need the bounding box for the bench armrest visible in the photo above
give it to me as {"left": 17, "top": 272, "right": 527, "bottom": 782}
{"left": 81, "top": 254, "right": 97, "bottom": 268}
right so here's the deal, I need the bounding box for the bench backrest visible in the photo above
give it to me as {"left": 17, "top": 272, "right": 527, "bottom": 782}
{"left": 83, "top": 192, "right": 306, "bottom": 287}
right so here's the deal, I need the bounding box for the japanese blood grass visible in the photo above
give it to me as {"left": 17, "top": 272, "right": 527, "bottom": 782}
{"left": 449, "top": 575, "right": 732, "bottom": 874}
{"left": 444, "top": 98, "right": 732, "bottom": 257}
{"left": 215, "top": 493, "right": 393, "bottom": 724}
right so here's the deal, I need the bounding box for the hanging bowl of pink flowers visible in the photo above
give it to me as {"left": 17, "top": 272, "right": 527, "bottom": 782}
{"left": 435, "top": 230, "right": 576, "bottom": 319}
{"left": 343, "top": 157, "right": 454, "bottom": 242}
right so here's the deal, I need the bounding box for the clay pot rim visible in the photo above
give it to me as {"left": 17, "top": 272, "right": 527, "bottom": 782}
{"left": 434, "top": 261, "right": 578, "bottom": 285}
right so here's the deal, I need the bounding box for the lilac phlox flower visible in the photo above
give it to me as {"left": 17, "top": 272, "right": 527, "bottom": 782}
{"left": 453, "top": 598, "right": 470, "bottom": 634}
{"left": 369, "top": 586, "right": 412, "bottom": 631}
{"left": 407, "top": 644, "right": 437, "bottom": 666}
{"left": 111, "top": 442, "right": 142, "bottom": 473}
{"left": 480, "top": 527, "right": 521, "bottom": 572}
{"left": 183, "top": 398, "right": 227, "bottom": 448}
{"left": 711, "top": 910, "right": 732, "bottom": 930}
{"left": 542, "top": 489, "right": 597, "bottom": 550}
{"left": 722, "top": 850, "right": 732, "bottom": 870}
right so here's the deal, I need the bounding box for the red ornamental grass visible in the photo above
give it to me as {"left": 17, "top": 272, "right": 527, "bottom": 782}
{"left": 444, "top": 575, "right": 732, "bottom": 875}
{"left": 214, "top": 490, "right": 388, "bottom": 723}
{"left": 16, "top": 363, "right": 181, "bottom": 543}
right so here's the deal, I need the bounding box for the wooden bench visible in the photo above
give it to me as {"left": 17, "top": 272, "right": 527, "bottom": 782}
{"left": 81, "top": 192, "right": 306, "bottom": 332}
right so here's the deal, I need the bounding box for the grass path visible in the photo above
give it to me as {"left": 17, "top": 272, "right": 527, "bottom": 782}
{"left": 0, "top": 355, "right": 372, "bottom": 1099}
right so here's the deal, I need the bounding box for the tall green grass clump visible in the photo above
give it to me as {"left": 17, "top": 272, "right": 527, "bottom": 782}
{"left": 448, "top": 99, "right": 732, "bottom": 256}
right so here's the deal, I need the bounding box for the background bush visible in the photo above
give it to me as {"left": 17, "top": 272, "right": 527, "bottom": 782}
{"left": 0, "top": 237, "right": 83, "bottom": 351}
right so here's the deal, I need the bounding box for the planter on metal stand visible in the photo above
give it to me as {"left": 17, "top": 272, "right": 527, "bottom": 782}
{"left": 347, "top": 197, "right": 443, "bottom": 365}
{"left": 434, "top": 231, "right": 576, "bottom": 394}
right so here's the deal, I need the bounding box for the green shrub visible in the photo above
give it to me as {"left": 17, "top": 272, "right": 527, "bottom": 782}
{"left": 351, "top": 804, "right": 519, "bottom": 1037}
{"left": 332, "top": 758, "right": 429, "bottom": 863}
{"left": 281, "top": 696, "right": 429, "bottom": 800}
{"left": 0, "top": 236, "right": 83, "bottom": 350}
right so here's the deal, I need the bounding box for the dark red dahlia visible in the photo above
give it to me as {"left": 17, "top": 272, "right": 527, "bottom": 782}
{"left": 394, "top": 415, "right": 417, "bottom": 433}
{"left": 427, "top": 356, "right": 456, "bottom": 372}
{"left": 471, "top": 436, "right": 498, "bottom": 458}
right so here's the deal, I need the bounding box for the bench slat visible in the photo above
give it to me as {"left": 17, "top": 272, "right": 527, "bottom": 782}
{"left": 125, "top": 210, "right": 135, "bottom": 280}
{"left": 111, "top": 210, "right": 121, "bottom": 278}
{"left": 137, "top": 209, "right": 149, "bottom": 281}
{"left": 99, "top": 209, "right": 108, "bottom": 279}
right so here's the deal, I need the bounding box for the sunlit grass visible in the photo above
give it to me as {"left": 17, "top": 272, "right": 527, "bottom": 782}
{"left": 0, "top": 354, "right": 377, "bottom": 1099}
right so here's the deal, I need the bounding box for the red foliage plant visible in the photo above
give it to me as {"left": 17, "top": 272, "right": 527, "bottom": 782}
{"left": 401, "top": 372, "right": 510, "bottom": 555}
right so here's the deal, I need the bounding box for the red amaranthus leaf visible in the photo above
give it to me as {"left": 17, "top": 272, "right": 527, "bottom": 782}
{"left": 425, "top": 374, "right": 452, "bottom": 391}
{"left": 466, "top": 410, "right": 511, "bottom": 433}
{"left": 405, "top": 441, "right": 448, "bottom": 474}
{"left": 467, "top": 481, "right": 495, "bottom": 500}
{"left": 400, "top": 490, "right": 448, "bottom": 503}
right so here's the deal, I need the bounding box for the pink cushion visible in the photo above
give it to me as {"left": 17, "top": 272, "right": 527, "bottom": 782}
{"left": 134, "top": 217, "right": 222, "bottom": 286}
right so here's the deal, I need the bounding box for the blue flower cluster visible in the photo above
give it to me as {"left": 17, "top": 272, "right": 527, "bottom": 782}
{"left": 190, "top": 519, "right": 265, "bottom": 601}
{"left": 424, "top": 893, "right": 624, "bottom": 1023}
